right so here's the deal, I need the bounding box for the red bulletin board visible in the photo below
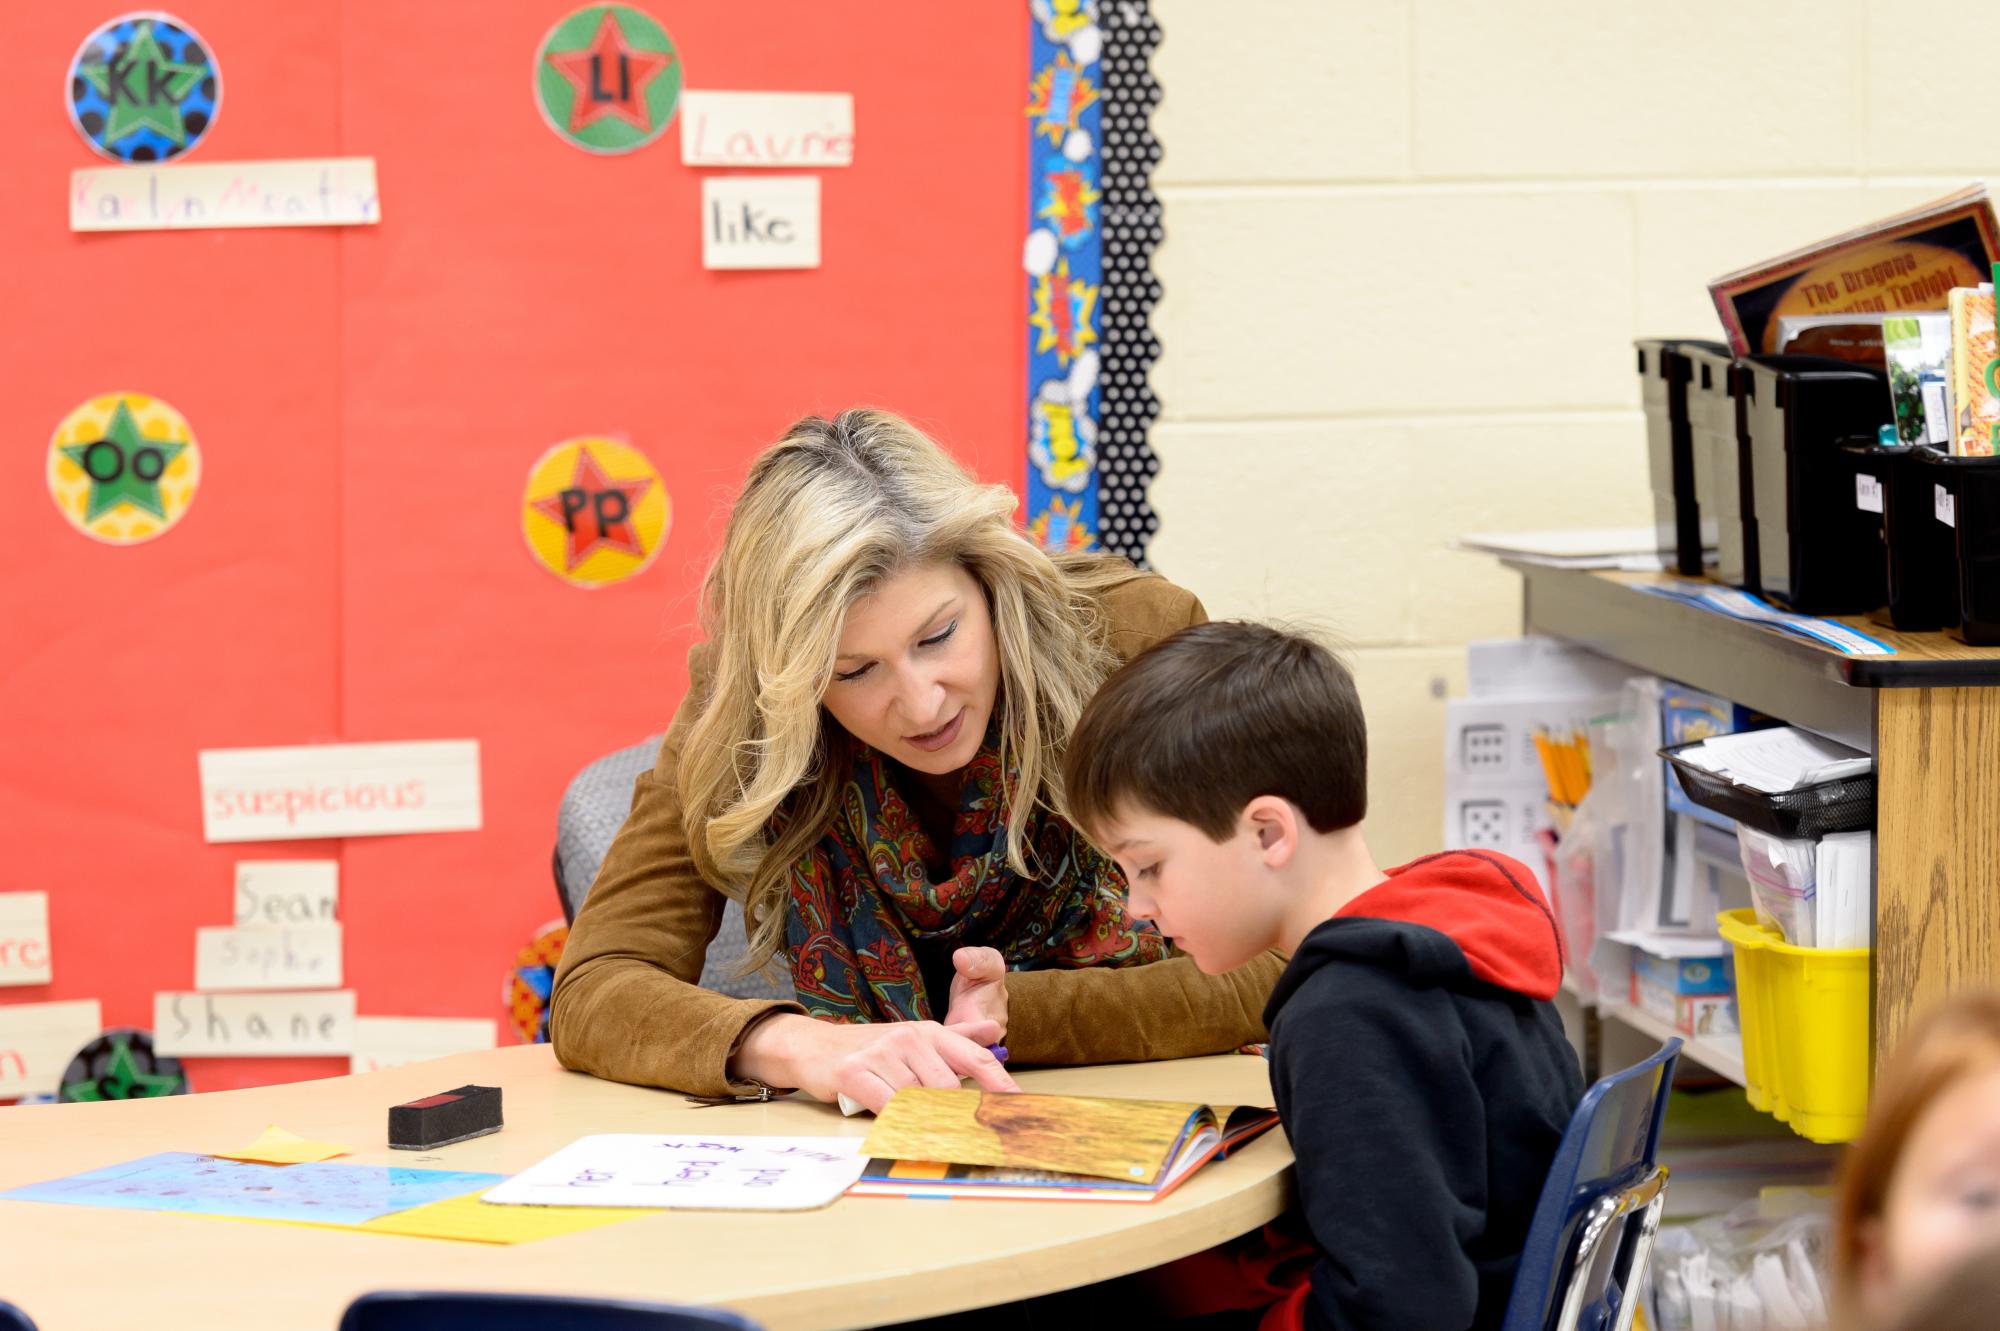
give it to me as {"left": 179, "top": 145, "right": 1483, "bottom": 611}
{"left": 1, "top": 2, "right": 1027, "bottom": 1093}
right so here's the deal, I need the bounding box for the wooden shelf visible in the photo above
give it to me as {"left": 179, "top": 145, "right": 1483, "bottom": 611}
{"left": 1601, "top": 1001, "right": 1747, "bottom": 1088}
{"left": 1508, "top": 564, "right": 2000, "bottom": 750}
{"left": 1560, "top": 978, "right": 1748, "bottom": 1088}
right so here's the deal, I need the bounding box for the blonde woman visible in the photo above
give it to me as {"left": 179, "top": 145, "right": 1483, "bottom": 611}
{"left": 551, "top": 410, "right": 1282, "bottom": 1112}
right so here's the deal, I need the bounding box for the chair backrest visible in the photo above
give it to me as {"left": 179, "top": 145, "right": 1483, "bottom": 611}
{"left": 340, "top": 1291, "right": 763, "bottom": 1331}
{"left": 0, "top": 1300, "right": 37, "bottom": 1331}
{"left": 553, "top": 736, "right": 793, "bottom": 1002}
{"left": 1500, "top": 1038, "right": 1681, "bottom": 1331}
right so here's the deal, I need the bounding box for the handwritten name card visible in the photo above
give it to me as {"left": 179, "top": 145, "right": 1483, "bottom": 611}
{"left": 195, "top": 926, "right": 343, "bottom": 992}
{"left": 234, "top": 861, "right": 339, "bottom": 927}
{"left": 71, "top": 157, "right": 381, "bottom": 232}
{"left": 350, "top": 1016, "right": 498, "bottom": 1075}
{"left": 0, "top": 892, "right": 52, "bottom": 987}
{"left": 198, "top": 740, "right": 481, "bottom": 843}
{"left": 0, "top": 999, "right": 102, "bottom": 1098}
{"left": 154, "top": 990, "right": 356, "bottom": 1057}
{"left": 680, "top": 91, "right": 854, "bottom": 167}
{"left": 702, "top": 176, "right": 820, "bottom": 270}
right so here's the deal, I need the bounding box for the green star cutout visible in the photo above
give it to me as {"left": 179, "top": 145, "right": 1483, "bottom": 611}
{"left": 60, "top": 401, "right": 188, "bottom": 523}
{"left": 63, "top": 1037, "right": 181, "bottom": 1102}
{"left": 81, "top": 22, "right": 206, "bottom": 147}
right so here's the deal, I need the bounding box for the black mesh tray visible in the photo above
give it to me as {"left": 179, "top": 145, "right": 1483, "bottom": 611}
{"left": 1659, "top": 739, "right": 1876, "bottom": 839}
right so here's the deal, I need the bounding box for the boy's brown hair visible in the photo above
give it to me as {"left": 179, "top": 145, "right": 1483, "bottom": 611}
{"left": 1063, "top": 620, "right": 1367, "bottom": 843}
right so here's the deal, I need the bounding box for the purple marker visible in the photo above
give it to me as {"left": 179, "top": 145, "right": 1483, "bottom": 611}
{"left": 988, "top": 1044, "right": 1009, "bottom": 1063}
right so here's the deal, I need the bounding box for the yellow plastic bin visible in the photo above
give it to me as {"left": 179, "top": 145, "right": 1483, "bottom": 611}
{"left": 1716, "top": 908, "right": 1872, "bottom": 1143}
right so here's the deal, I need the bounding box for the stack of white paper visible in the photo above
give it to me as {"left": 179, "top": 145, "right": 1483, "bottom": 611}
{"left": 1815, "top": 832, "right": 1872, "bottom": 951}
{"left": 1676, "top": 727, "right": 1871, "bottom": 795}
{"left": 1737, "top": 827, "right": 1819, "bottom": 946}
{"left": 1454, "top": 526, "right": 1679, "bottom": 571}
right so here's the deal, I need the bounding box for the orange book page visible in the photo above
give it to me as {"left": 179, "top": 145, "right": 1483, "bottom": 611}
{"left": 862, "top": 1090, "right": 1212, "bottom": 1184}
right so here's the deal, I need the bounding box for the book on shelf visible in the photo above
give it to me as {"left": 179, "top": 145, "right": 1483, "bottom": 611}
{"left": 1709, "top": 184, "right": 2000, "bottom": 356}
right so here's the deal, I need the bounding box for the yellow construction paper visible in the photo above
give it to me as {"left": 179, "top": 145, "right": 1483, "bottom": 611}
{"left": 353, "top": 1192, "right": 653, "bottom": 1244}
{"left": 213, "top": 1124, "right": 350, "bottom": 1165}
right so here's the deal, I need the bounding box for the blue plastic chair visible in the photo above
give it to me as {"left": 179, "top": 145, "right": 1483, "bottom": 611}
{"left": 0, "top": 1301, "right": 35, "bottom": 1330}
{"left": 338, "top": 1291, "right": 763, "bottom": 1331}
{"left": 1499, "top": 1039, "right": 1682, "bottom": 1331}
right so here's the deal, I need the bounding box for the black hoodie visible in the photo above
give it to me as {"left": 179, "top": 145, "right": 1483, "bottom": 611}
{"left": 1262, "top": 850, "right": 1584, "bottom": 1331}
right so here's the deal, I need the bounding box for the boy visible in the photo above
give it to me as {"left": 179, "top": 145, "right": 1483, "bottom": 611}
{"left": 1063, "top": 621, "right": 1584, "bottom": 1331}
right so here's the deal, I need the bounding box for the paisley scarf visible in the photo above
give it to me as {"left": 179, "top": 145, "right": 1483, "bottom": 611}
{"left": 783, "top": 730, "right": 1164, "bottom": 1022}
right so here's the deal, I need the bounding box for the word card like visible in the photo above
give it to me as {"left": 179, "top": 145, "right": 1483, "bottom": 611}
{"left": 351, "top": 1017, "right": 498, "bottom": 1075}
{"left": 0, "top": 891, "right": 53, "bottom": 986}
{"left": 154, "top": 990, "right": 356, "bottom": 1057}
{"left": 702, "top": 176, "right": 820, "bottom": 270}
{"left": 483, "top": 1135, "right": 867, "bottom": 1212}
{"left": 234, "top": 860, "right": 339, "bottom": 928}
{"left": 680, "top": 91, "right": 854, "bottom": 167}
{"left": 195, "top": 926, "right": 343, "bottom": 992}
{"left": 199, "top": 740, "right": 481, "bottom": 843}
{"left": 0, "top": 999, "right": 102, "bottom": 1098}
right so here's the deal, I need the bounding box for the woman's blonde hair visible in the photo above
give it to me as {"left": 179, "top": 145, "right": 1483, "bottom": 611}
{"left": 678, "top": 409, "right": 1128, "bottom": 966}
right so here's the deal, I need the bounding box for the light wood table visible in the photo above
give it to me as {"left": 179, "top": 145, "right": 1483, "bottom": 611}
{"left": 0, "top": 1044, "right": 1292, "bottom": 1331}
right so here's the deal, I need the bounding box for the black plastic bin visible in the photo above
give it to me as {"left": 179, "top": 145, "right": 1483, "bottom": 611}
{"left": 1660, "top": 740, "right": 1875, "bottom": 839}
{"left": 1829, "top": 439, "right": 1902, "bottom": 614}
{"left": 1882, "top": 446, "right": 1959, "bottom": 631}
{"left": 1728, "top": 359, "right": 1761, "bottom": 593}
{"left": 1939, "top": 453, "right": 2000, "bottom": 644}
{"left": 1738, "top": 355, "right": 1893, "bottom": 613}
{"left": 1685, "top": 344, "right": 1741, "bottom": 584}
{"left": 1639, "top": 339, "right": 1722, "bottom": 577}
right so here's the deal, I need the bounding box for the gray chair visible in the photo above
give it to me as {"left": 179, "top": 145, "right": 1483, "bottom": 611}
{"left": 555, "top": 736, "right": 793, "bottom": 1002}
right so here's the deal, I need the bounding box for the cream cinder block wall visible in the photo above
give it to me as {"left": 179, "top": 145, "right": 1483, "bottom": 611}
{"left": 1145, "top": 0, "right": 2000, "bottom": 865}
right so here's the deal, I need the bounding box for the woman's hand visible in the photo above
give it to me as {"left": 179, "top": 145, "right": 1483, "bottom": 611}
{"left": 730, "top": 1012, "right": 1018, "bottom": 1114}
{"left": 942, "top": 946, "right": 1009, "bottom": 1039}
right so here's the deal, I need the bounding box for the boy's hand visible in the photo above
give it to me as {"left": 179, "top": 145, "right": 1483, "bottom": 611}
{"left": 942, "top": 946, "right": 1009, "bottom": 1039}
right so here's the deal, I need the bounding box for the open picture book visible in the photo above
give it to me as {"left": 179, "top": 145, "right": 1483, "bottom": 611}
{"left": 850, "top": 1088, "right": 1280, "bottom": 1202}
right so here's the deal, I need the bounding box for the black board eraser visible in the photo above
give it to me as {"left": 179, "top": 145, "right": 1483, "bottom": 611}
{"left": 388, "top": 1084, "right": 503, "bottom": 1150}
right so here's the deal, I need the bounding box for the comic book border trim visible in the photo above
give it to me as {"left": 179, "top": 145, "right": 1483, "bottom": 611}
{"left": 1024, "top": 2, "right": 1163, "bottom": 569}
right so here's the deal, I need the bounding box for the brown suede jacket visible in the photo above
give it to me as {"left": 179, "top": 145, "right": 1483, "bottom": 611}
{"left": 549, "top": 565, "right": 1285, "bottom": 1096}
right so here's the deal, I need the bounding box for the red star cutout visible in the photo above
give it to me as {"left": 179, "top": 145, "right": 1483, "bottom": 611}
{"left": 545, "top": 11, "right": 674, "bottom": 133}
{"left": 530, "top": 447, "right": 656, "bottom": 570}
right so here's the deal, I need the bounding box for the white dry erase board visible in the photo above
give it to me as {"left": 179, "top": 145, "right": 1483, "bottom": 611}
{"left": 483, "top": 1135, "right": 867, "bottom": 1211}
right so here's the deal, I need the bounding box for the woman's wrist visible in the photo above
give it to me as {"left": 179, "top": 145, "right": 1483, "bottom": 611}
{"left": 729, "top": 1010, "right": 811, "bottom": 1089}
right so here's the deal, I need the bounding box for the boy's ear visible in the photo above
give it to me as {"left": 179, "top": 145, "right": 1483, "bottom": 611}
{"left": 1242, "top": 796, "right": 1299, "bottom": 867}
